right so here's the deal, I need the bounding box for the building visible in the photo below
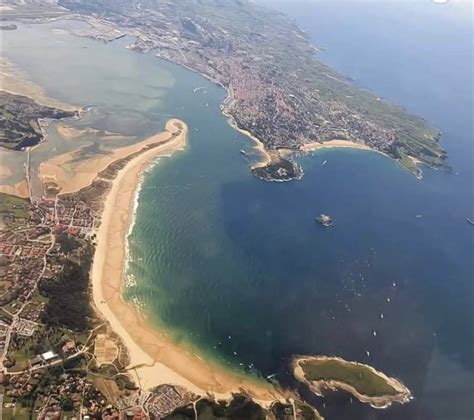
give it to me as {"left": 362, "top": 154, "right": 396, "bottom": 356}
{"left": 41, "top": 351, "right": 58, "bottom": 362}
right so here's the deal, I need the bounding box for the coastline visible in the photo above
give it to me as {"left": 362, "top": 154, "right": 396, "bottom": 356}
{"left": 154, "top": 54, "right": 275, "bottom": 171}
{"left": 91, "top": 118, "right": 285, "bottom": 405}
{"left": 156, "top": 45, "right": 423, "bottom": 184}
{"left": 297, "top": 139, "right": 424, "bottom": 178}
{"left": 220, "top": 91, "right": 274, "bottom": 169}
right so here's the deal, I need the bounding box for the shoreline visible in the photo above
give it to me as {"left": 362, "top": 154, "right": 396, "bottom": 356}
{"left": 91, "top": 118, "right": 285, "bottom": 405}
{"left": 299, "top": 139, "right": 374, "bottom": 153}
{"left": 43, "top": 22, "right": 424, "bottom": 183}
{"left": 220, "top": 89, "right": 274, "bottom": 169}
{"left": 156, "top": 55, "right": 419, "bottom": 181}
{"left": 297, "top": 139, "right": 424, "bottom": 178}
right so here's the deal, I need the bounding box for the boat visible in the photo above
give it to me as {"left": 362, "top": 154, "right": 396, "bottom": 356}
{"left": 322, "top": 160, "right": 328, "bottom": 165}
{"left": 467, "top": 218, "right": 474, "bottom": 225}
{"left": 240, "top": 149, "right": 247, "bottom": 155}
{"left": 316, "top": 214, "right": 333, "bottom": 227}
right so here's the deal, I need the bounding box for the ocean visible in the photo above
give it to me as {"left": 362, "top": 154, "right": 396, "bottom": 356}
{"left": 1, "top": 2, "right": 473, "bottom": 418}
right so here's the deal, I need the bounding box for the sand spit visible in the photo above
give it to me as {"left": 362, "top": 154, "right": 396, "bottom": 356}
{"left": 91, "top": 119, "right": 284, "bottom": 405}
{"left": 39, "top": 130, "right": 171, "bottom": 194}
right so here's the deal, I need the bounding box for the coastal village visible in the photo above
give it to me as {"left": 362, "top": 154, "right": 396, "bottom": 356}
{"left": 0, "top": 113, "right": 210, "bottom": 418}
{"left": 58, "top": 0, "right": 447, "bottom": 180}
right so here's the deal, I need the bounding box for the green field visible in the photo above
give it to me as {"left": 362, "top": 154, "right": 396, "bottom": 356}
{"left": 301, "top": 359, "right": 399, "bottom": 397}
{"left": 0, "top": 193, "right": 30, "bottom": 220}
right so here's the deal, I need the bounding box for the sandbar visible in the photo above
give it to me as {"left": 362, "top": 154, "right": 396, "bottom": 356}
{"left": 1, "top": 58, "right": 79, "bottom": 112}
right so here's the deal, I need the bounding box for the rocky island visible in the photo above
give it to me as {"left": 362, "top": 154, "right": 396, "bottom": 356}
{"left": 58, "top": 0, "right": 448, "bottom": 180}
{"left": 292, "top": 355, "right": 412, "bottom": 409}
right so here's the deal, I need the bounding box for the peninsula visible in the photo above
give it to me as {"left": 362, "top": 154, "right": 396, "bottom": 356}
{"left": 57, "top": 0, "right": 448, "bottom": 180}
{"left": 0, "top": 91, "right": 77, "bottom": 150}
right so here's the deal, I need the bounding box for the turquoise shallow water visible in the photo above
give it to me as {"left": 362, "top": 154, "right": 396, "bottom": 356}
{"left": 1, "top": 4, "right": 473, "bottom": 418}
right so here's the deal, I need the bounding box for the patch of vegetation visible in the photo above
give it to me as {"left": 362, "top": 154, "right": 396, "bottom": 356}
{"left": 301, "top": 359, "right": 398, "bottom": 397}
{"left": 8, "top": 326, "right": 77, "bottom": 371}
{"left": 5, "top": 348, "right": 32, "bottom": 372}
{"left": 0, "top": 193, "right": 30, "bottom": 220}
{"left": 0, "top": 91, "right": 76, "bottom": 150}
{"left": 39, "top": 248, "right": 93, "bottom": 331}
{"left": 252, "top": 158, "right": 302, "bottom": 182}
{"left": 55, "top": 232, "right": 83, "bottom": 254}
{"left": 113, "top": 374, "right": 138, "bottom": 391}
{"left": 396, "top": 147, "right": 419, "bottom": 175}
{"left": 271, "top": 401, "right": 322, "bottom": 420}
{"left": 165, "top": 395, "right": 266, "bottom": 419}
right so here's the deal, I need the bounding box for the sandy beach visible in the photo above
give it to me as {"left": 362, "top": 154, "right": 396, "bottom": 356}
{"left": 221, "top": 90, "right": 276, "bottom": 169}
{"left": 226, "top": 117, "right": 275, "bottom": 169}
{"left": 91, "top": 118, "right": 285, "bottom": 405}
{"left": 300, "top": 139, "right": 372, "bottom": 152}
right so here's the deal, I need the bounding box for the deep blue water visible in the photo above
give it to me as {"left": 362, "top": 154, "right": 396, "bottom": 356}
{"left": 124, "top": 2, "right": 474, "bottom": 419}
